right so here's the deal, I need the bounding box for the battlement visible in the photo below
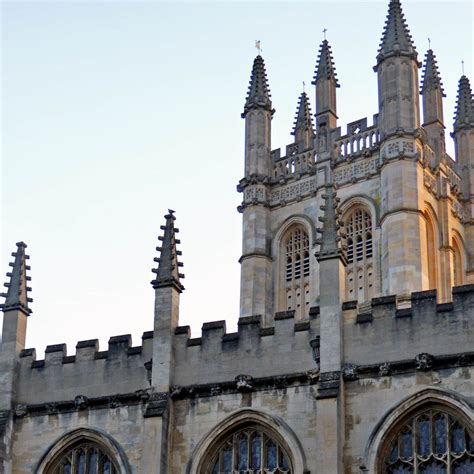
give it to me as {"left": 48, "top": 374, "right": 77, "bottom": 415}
{"left": 172, "top": 311, "right": 320, "bottom": 386}
{"left": 343, "top": 285, "right": 474, "bottom": 366}
{"left": 334, "top": 114, "right": 380, "bottom": 158}
{"left": 16, "top": 331, "right": 154, "bottom": 405}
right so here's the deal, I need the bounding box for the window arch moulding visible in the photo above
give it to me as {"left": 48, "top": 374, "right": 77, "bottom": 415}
{"left": 339, "top": 194, "right": 380, "bottom": 229}
{"left": 187, "top": 408, "right": 308, "bottom": 474}
{"left": 36, "top": 428, "right": 131, "bottom": 474}
{"left": 362, "top": 388, "right": 474, "bottom": 474}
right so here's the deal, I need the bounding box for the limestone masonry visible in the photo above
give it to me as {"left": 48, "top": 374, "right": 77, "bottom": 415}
{"left": 1, "top": 1, "right": 473, "bottom": 473}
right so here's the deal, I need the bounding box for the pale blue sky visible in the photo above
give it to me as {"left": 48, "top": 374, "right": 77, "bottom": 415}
{"left": 1, "top": 0, "right": 472, "bottom": 356}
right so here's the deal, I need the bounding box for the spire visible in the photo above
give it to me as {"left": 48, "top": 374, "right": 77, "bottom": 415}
{"left": 453, "top": 75, "right": 474, "bottom": 132}
{"left": 315, "top": 185, "right": 346, "bottom": 262}
{"left": 0, "top": 242, "right": 33, "bottom": 315}
{"left": 291, "top": 92, "right": 314, "bottom": 136}
{"left": 377, "top": 0, "right": 417, "bottom": 64}
{"left": 421, "top": 49, "right": 445, "bottom": 96}
{"left": 242, "top": 55, "right": 274, "bottom": 118}
{"left": 151, "top": 210, "right": 185, "bottom": 293}
{"left": 312, "top": 40, "right": 339, "bottom": 87}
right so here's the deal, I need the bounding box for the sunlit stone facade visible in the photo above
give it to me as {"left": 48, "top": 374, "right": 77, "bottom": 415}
{"left": 1, "top": 1, "right": 473, "bottom": 473}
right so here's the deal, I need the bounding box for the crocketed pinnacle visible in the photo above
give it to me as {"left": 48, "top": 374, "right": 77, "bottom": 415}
{"left": 377, "top": 0, "right": 417, "bottom": 63}
{"left": 421, "top": 49, "right": 445, "bottom": 96}
{"left": 291, "top": 92, "right": 314, "bottom": 136}
{"left": 315, "top": 184, "right": 346, "bottom": 262}
{"left": 151, "top": 210, "right": 185, "bottom": 292}
{"left": 0, "top": 242, "right": 33, "bottom": 315}
{"left": 453, "top": 75, "right": 474, "bottom": 132}
{"left": 312, "top": 40, "right": 340, "bottom": 86}
{"left": 242, "top": 55, "right": 274, "bottom": 118}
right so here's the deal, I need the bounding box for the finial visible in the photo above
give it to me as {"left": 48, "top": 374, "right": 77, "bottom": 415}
{"left": 453, "top": 74, "right": 474, "bottom": 132}
{"left": 428, "top": 37, "right": 431, "bottom": 50}
{"left": 462, "top": 60, "right": 465, "bottom": 75}
{"left": 302, "top": 81, "right": 306, "bottom": 93}
{"left": 312, "top": 38, "right": 340, "bottom": 87}
{"left": 0, "top": 241, "right": 33, "bottom": 315}
{"left": 255, "top": 40, "right": 262, "bottom": 55}
{"left": 242, "top": 54, "right": 274, "bottom": 118}
{"left": 376, "top": 0, "right": 417, "bottom": 65}
{"left": 323, "top": 28, "right": 327, "bottom": 40}
{"left": 151, "top": 211, "right": 185, "bottom": 292}
{"left": 292, "top": 91, "right": 314, "bottom": 137}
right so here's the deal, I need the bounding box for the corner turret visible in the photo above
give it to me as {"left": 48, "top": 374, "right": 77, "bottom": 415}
{"left": 291, "top": 91, "right": 315, "bottom": 151}
{"left": 312, "top": 39, "right": 339, "bottom": 134}
{"left": 242, "top": 55, "right": 274, "bottom": 178}
{"left": 421, "top": 49, "right": 446, "bottom": 158}
{"left": 375, "top": 0, "right": 421, "bottom": 136}
{"left": 238, "top": 56, "right": 274, "bottom": 324}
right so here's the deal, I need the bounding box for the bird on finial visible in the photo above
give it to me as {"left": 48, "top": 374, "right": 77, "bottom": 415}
{"left": 168, "top": 209, "right": 175, "bottom": 215}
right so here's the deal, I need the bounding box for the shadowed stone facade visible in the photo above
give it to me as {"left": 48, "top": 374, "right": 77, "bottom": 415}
{"left": 1, "top": 1, "right": 473, "bottom": 473}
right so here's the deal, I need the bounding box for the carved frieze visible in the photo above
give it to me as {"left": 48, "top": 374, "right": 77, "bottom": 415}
{"left": 333, "top": 156, "right": 378, "bottom": 185}
{"left": 415, "top": 353, "right": 434, "bottom": 371}
{"left": 235, "top": 374, "right": 253, "bottom": 391}
{"left": 451, "top": 200, "right": 468, "bottom": 222}
{"left": 270, "top": 176, "right": 318, "bottom": 206}
{"left": 423, "top": 170, "right": 437, "bottom": 195}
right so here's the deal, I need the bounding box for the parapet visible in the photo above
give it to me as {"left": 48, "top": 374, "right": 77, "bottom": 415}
{"left": 343, "top": 285, "right": 474, "bottom": 365}
{"left": 173, "top": 311, "right": 320, "bottom": 386}
{"left": 16, "top": 331, "right": 155, "bottom": 405}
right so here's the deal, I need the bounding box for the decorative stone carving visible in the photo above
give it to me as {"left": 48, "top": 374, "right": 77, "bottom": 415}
{"left": 47, "top": 403, "right": 58, "bottom": 415}
{"left": 306, "top": 369, "right": 320, "bottom": 384}
{"left": 170, "top": 386, "right": 183, "bottom": 399}
{"left": 333, "top": 157, "right": 378, "bottom": 185}
{"left": 342, "top": 364, "right": 359, "bottom": 381}
{"left": 210, "top": 385, "right": 222, "bottom": 396}
{"left": 235, "top": 374, "right": 253, "bottom": 391}
{"left": 144, "top": 392, "right": 169, "bottom": 418}
{"left": 14, "top": 404, "right": 28, "bottom": 418}
{"left": 378, "top": 362, "right": 392, "bottom": 377}
{"left": 451, "top": 200, "right": 468, "bottom": 221}
{"left": 270, "top": 177, "right": 318, "bottom": 206}
{"left": 74, "top": 395, "right": 88, "bottom": 410}
{"left": 424, "top": 170, "right": 437, "bottom": 194}
{"left": 109, "top": 397, "right": 120, "bottom": 408}
{"left": 135, "top": 389, "right": 151, "bottom": 402}
{"left": 415, "top": 353, "right": 434, "bottom": 371}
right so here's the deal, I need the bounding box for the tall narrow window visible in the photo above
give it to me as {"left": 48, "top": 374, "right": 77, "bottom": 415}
{"left": 208, "top": 427, "right": 292, "bottom": 473}
{"left": 344, "top": 207, "right": 374, "bottom": 302}
{"left": 282, "top": 226, "right": 310, "bottom": 319}
{"left": 380, "top": 407, "right": 474, "bottom": 473}
{"left": 45, "top": 442, "right": 119, "bottom": 474}
{"left": 453, "top": 239, "right": 464, "bottom": 287}
{"left": 425, "top": 215, "right": 438, "bottom": 290}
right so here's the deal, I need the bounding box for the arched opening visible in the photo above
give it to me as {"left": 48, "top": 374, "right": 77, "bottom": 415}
{"left": 281, "top": 225, "right": 310, "bottom": 319}
{"left": 424, "top": 213, "right": 439, "bottom": 290}
{"left": 36, "top": 429, "right": 130, "bottom": 474}
{"left": 343, "top": 206, "right": 374, "bottom": 302}
{"left": 188, "top": 409, "right": 306, "bottom": 474}
{"left": 453, "top": 237, "right": 464, "bottom": 287}
{"left": 378, "top": 404, "right": 474, "bottom": 473}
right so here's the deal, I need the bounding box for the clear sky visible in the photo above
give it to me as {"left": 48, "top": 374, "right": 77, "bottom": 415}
{"left": 1, "top": 0, "right": 472, "bottom": 356}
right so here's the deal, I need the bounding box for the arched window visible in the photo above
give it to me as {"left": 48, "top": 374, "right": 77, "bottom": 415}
{"left": 453, "top": 238, "right": 464, "bottom": 287}
{"left": 380, "top": 407, "right": 474, "bottom": 473}
{"left": 344, "top": 207, "right": 374, "bottom": 302}
{"left": 46, "top": 442, "right": 119, "bottom": 474}
{"left": 425, "top": 214, "right": 438, "bottom": 290}
{"left": 208, "top": 427, "right": 292, "bottom": 474}
{"left": 282, "top": 225, "right": 310, "bottom": 319}
{"left": 37, "top": 430, "right": 128, "bottom": 474}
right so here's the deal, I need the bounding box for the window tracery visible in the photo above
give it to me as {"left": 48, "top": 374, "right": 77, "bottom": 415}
{"left": 46, "top": 442, "right": 119, "bottom": 474}
{"left": 209, "top": 427, "right": 292, "bottom": 474}
{"left": 282, "top": 225, "right": 310, "bottom": 319}
{"left": 381, "top": 408, "right": 474, "bottom": 473}
{"left": 344, "top": 207, "right": 374, "bottom": 302}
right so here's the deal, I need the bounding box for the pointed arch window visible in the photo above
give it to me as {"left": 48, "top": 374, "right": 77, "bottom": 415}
{"left": 208, "top": 427, "right": 292, "bottom": 473}
{"left": 45, "top": 441, "right": 119, "bottom": 474}
{"left": 380, "top": 407, "right": 474, "bottom": 473}
{"left": 281, "top": 225, "right": 310, "bottom": 319}
{"left": 344, "top": 207, "right": 374, "bottom": 302}
{"left": 452, "top": 239, "right": 464, "bottom": 287}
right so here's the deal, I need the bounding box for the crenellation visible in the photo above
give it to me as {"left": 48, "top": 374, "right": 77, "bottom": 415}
{"left": 44, "top": 344, "right": 67, "bottom": 365}
{"left": 75, "top": 339, "right": 98, "bottom": 361}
